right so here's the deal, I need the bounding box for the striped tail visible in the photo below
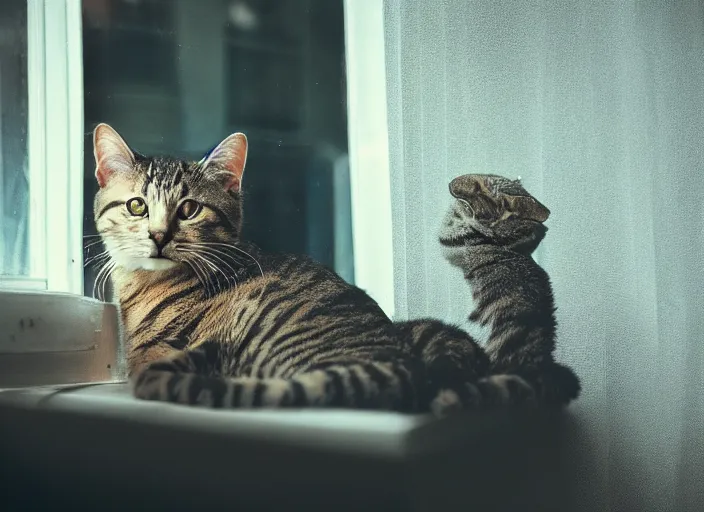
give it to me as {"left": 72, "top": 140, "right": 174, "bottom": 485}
{"left": 430, "top": 374, "right": 538, "bottom": 417}
{"left": 131, "top": 345, "right": 426, "bottom": 412}
{"left": 430, "top": 364, "right": 582, "bottom": 417}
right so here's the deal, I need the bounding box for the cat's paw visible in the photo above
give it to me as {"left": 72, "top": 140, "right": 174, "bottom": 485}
{"left": 129, "top": 354, "right": 187, "bottom": 401}
{"left": 130, "top": 366, "right": 167, "bottom": 401}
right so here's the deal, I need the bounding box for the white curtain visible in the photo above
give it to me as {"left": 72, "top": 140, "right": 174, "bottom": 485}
{"left": 384, "top": 1, "right": 704, "bottom": 510}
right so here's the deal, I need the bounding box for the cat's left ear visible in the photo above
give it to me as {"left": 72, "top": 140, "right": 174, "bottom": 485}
{"left": 93, "top": 123, "right": 135, "bottom": 188}
{"left": 200, "top": 133, "right": 248, "bottom": 193}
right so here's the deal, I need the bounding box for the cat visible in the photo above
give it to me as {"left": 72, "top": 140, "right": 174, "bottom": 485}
{"left": 92, "top": 123, "right": 535, "bottom": 413}
{"left": 438, "top": 173, "right": 581, "bottom": 407}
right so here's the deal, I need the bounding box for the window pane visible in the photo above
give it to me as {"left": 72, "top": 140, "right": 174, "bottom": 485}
{"left": 82, "top": 0, "right": 352, "bottom": 298}
{"left": 0, "top": 0, "right": 28, "bottom": 277}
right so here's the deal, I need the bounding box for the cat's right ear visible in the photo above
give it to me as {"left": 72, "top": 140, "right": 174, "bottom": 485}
{"left": 199, "top": 133, "right": 248, "bottom": 193}
{"left": 93, "top": 123, "right": 135, "bottom": 188}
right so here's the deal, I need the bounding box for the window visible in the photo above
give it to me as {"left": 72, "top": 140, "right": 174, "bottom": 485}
{"left": 0, "top": 0, "right": 393, "bottom": 315}
{"left": 0, "top": 0, "right": 84, "bottom": 295}
{"left": 81, "top": 0, "right": 357, "bottom": 301}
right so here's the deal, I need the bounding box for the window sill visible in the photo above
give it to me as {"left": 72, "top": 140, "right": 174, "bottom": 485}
{"left": 0, "top": 383, "right": 575, "bottom": 511}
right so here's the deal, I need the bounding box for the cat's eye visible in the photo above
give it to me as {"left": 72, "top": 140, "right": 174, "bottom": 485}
{"left": 178, "top": 200, "right": 202, "bottom": 220}
{"left": 126, "top": 197, "right": 147, "bottom": 216}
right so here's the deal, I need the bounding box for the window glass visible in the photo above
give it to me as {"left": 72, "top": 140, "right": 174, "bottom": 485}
{"left": 0, "top": 0, "right": 29, "bottom": 278}
{"left": 81, "top": 0, "right": 352, "bottom": 298}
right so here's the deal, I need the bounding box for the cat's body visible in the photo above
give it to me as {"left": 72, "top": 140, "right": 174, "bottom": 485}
{"left": 92, "top": 122, "right": 577, "bottom": 413}
{"left": 118, "top": 241, "right": 524, "bottom": 412}
{"left": 119, "top": 250, "right": 429, "bottom": 410}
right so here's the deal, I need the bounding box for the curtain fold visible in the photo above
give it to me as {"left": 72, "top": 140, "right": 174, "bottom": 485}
{"left": 385, "top": 1, "right": 704, "bottom": 510}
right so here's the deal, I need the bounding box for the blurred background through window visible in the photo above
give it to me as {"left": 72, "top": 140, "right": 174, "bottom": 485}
{"left": 82, "top": 0, "right": 352, "bottom": 298}
{"left": 0, "top": 0, "right": 28, "bottom": 279}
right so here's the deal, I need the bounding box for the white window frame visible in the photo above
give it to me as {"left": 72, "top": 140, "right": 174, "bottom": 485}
{"left": 343, "top": 0, "right": 395, "bottom": 319}
{"left": 2, "top": 0, "right": 85, "bottom": 295}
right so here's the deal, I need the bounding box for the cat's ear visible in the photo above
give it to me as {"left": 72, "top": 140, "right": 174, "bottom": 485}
{"left": 93, "top": 123, "right": 135, "bottom": 188}
{"left": 200, "top": 133, "right": 248, "bottom": 193}
{"left": 503, "top": 195, "right": 551, "bottom": 223}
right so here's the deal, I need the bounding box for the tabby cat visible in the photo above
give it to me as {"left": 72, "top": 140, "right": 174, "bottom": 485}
{"left": 91, "top": 123, "right": 571, "bottom": 413}
{"left": 437, "top": 174, "right": 581, "bottom": 407}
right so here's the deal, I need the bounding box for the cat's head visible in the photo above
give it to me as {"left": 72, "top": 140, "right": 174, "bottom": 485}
{"left": 439, "top": 173, "right": 550, "bottom": 256}
{"left": 93, "top": 123, "right": 248, "bottom": 273}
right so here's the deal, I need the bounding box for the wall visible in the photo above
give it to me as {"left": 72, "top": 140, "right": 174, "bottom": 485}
{"left": 384, "top": 1, "right": 704, "bottom": 510}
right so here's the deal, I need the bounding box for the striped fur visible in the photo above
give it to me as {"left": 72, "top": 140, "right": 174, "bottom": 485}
{"left": 396, "top": 319, "right": 536, "bottom": 415}
{"left": 91, "top": 124, "right": 473, "bottom": 413}
{"left": 119, "top": 250, "right": 430, "bottom": 412}
{"left": 91, "top": 123, "right": 565, "bottom": 414}
{"left": 438, "top": 174, "right": 581, "bottom": 407}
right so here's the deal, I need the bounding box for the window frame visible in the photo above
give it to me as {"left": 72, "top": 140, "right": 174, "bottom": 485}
{"left": 343, "top": 0, "right": 395, "bottom": 319}
{"left": 11, "top": 0, "right": 84, "bottom": 295}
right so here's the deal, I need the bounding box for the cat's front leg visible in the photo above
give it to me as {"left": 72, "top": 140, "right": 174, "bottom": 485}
{"left": 130, "top": 340, "right": 225, "bottom": 399}
{"left": 126, "top": 341, "right": 179, "bottom": 376}
{"left": 125, "top": 329, "right": 209, "bottom": 376}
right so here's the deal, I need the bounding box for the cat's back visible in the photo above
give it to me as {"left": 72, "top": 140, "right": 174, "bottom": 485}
{"left": 189, "top": 251, "right": 393, "bottom": 349}
{"left": 185, "top": 250, "right": 400, "bottom": 376}
{"left": 260, "top": 251, "right": 391, "bottom": 319}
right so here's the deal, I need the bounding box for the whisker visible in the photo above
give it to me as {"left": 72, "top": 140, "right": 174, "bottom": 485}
{"left": 183, "top": 253, "right": 214, "bottom": 297}
{"left": 179, "top": 242, "right": 250, "bottom": 265}
{"left": 181, "top": 242, "right": 264, "bottom": 277}
{"left": 84, "top": 251, "right": 110, "bottom": 267}
{"left": 92, "top": 259, "right": 114, "bottom": 301}
{"left": 83, "top": 239, "right": 105, "bottom": 250}
{"left": 180, "top": 257, "right": 204, "bottom": 291}
{"left": 101, "top": 261, "right": 117, "bottom": 302}
{"left": 84, "top": 238, "right": 135, "bottom": 268}
{"left": 182, "top": 245, "right": 242, "bottom": 279}
{"left": 199, "top": 251, "right": 240, "bottom": 290}
{"left": 227, "top": 245, "right": 264, "bottom": 277}
{"left": 192, "top": 249, "right": 242, "bottom": 295}
{"left": 201, "top": 251, "right": 240, "bottom": 292}
{"left": 177, "top": 243, "right": 249, "bottom": 295}
{"left": 192, "top": 253, "right": 223, "bottom": 295}
{"left": 92, "top": 262, "right": 106, "bottom": 299}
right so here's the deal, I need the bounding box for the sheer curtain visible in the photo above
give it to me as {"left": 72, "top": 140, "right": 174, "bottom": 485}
{"left": 384, "top": 1, "right": 704, "bottom": 510}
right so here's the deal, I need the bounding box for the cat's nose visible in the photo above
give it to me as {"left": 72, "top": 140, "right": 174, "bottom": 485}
{"left": 149, "top": 230, "right": 168, "bottom": 248}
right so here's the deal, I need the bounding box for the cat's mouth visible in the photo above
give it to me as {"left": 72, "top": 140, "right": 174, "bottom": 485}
{"left": 122, "top": 256, "right": 178, "bottom": 271}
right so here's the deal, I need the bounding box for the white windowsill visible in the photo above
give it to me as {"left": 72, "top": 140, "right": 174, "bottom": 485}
{"left": 0, "top": 381, "right": 574, "bottom": 510}
{"left": 0, "top": 277, "right": 48, "bottom": 290}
